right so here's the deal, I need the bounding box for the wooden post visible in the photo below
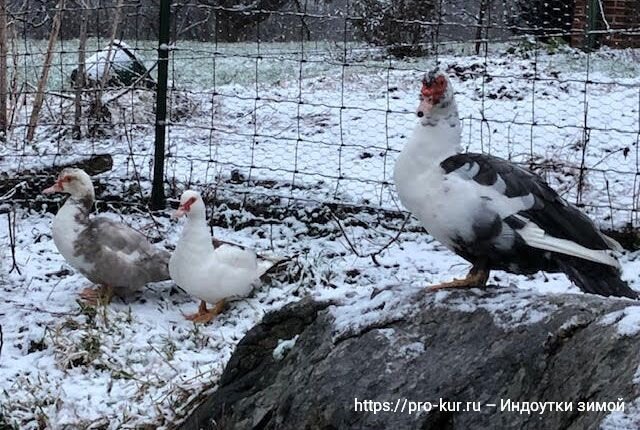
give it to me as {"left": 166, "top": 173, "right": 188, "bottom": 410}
{"left": 73, "top": 2, "right": 88, "bottom": 139}
{"left": 151, "top": 0, "right": 171, "bottom": 210}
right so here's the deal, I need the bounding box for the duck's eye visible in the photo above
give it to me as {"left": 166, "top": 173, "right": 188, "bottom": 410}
{"left": 63, "top": 175, "right": 73, "bottom": 182}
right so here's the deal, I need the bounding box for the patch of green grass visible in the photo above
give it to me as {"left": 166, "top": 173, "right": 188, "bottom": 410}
{"left": 14, "top": 37, "right": 640, "bottom": 98}
{"left": 80, "top": 332, "right": 101, "bottom": 360}
{"left": 78, "top": 301, "right": 97, "bottom": 325}
{"left": 161, "top": 336, "right": 177, "bottom": 361}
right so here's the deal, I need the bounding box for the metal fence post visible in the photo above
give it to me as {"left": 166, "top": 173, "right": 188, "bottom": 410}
{"left": 151, "top": 0, "right": 171, "bottom": 210}
{"left": 586, "top": 0, "right": 599, "bottom": 50}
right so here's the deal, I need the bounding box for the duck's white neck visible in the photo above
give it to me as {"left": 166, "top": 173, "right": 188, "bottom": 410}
{"left": 403, "top": 107, "right": 462, "bottom": 167}
{"left": 56, "top": 195, "right": 92, "bottom": 226}
{"left": 52, "top": 195, "right": 93, "bottom": 261}
{"left": 176, "top": 214, "right": 215, "bottom": 257}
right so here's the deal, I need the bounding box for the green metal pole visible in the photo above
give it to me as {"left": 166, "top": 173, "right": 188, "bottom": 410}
{"left": 151, "top": 0, "right": 171, "bottom": 210}
{"left": 586, "top": 0, "right": 599, "bottom": 51}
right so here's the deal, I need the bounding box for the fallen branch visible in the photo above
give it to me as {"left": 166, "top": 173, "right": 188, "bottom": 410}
{"left": 7, "top": 210, "right": 21, "bottom": 275}
{"left": 2, "top": 298, "right": 82, "bottom": 317}
{"left": 0, "top": 180, "right": 25, "bottom": 200}
{"left": 0, "top": 153, "right": 113, "bottom": 203}
{"left": 25, "top": 82, "right": 74, "bottom": 100}
{"left": 102, "top": 62, "right": 158, "bottom": 104}
{"left": 76, "top": 154, "right": 115, "bottom": 176}
{"left": 328, "top": 206, "right": 410, "bottom": 266}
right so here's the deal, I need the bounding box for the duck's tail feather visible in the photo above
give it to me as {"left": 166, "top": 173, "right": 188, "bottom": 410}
{"left": 558, "top": 257, "right": 637, "bottom": 299}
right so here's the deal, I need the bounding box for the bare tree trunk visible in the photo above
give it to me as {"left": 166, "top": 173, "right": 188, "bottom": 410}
{"left": 73, "top": 2, "right": 88, "bottom": 140}
{"left": 0, "top": 0, "right": 8, "bottom": 137}
{"left": 8, "top": 23, "right": 21, "bottom": 133}
{"left": 26, "top": 0, "right": 65, "bottom": 142}
{"left": 99, "top": 0, "right": 124, "bottom": 89}
{"left": 293, "top": 0, "right": 311, "bottom": 41}
{"left": 90, "top": 0, "right": 124, "bottom": 136}
{"left": 475, "top": 0, "right": 489, "bottom": 55}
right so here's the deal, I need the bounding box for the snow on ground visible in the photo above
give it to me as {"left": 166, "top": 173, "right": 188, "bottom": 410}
{"left": 1, "top": 40, "right": 640, "bottom": 428}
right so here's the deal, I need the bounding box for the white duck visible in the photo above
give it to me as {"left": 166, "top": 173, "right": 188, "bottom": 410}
{"left": 43, "top": 168, "right": 170, "bottom": 303}
{"left": 169, "top": 190, "right": 271, "bottom": 323}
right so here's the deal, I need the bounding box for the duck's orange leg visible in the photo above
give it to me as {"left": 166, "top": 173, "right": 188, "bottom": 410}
{"left": 79, "top": 285, "right": 114, "bottom": 305}
{"left": 185, "top": 300, "right": 226, "bottom": 324}
{"left": 430, "top": 265, "right": 490, "bottom": 291}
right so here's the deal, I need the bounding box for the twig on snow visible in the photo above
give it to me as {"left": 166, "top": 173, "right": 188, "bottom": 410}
{"left": 328, "top": 206, "right": 410, "bottom": 267}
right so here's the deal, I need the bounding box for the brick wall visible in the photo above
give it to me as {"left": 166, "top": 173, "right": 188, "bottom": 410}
{"left": 571, "top": 0, "right": 640, "bottom": 48}
{"left": 571, "top": 0, "right": 588, "bottom": 47}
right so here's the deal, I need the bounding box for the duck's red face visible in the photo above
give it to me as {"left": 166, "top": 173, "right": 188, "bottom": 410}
{"left": 43, "top": 173, "right": 76, "bottom": 194}
{"left": 173, "top": 195, "right": 197, "bottom": 219}
{"left": 417, "top": 75, "right": 447, "bottom": 118}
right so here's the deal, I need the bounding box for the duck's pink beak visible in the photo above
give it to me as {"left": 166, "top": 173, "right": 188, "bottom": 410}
{"left": 42, "top": 180, "right": 63, "bottom": 194}
{"left": 172, "top": 206, "right": 187, "bottom": 219}
{"left": 173, "top": 196, "right": 196, "bottom": 219}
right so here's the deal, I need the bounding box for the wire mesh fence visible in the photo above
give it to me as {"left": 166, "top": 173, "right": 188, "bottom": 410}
{"left": 0, "top": 0, "right": 639, "bottom": 231}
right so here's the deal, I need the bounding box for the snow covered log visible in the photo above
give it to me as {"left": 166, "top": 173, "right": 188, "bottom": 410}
{"left": 179, "top": 287, "right": 640, "bottom": 429}
{"left": 0, "top": 154, "right": 112, "bottom": 203}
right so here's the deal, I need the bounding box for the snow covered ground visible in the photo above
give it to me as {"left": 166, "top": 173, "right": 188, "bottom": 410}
{"left": 1, "top": 40, "right": 640, "bottom": 428}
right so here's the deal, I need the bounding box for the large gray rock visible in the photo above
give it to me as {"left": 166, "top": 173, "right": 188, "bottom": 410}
{"left": 179, "top": 286, "right": 640, "bottom": 430}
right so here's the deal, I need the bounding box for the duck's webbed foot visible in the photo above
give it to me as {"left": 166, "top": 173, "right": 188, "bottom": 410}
{"left": 430, "top": 265, "right": 490, "bottom": 291}
{"left": 79, "top": 285, "right": 114, "bottom": 305}
{"left": 185, "top": 300, "right": 226, "bottom": 324}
